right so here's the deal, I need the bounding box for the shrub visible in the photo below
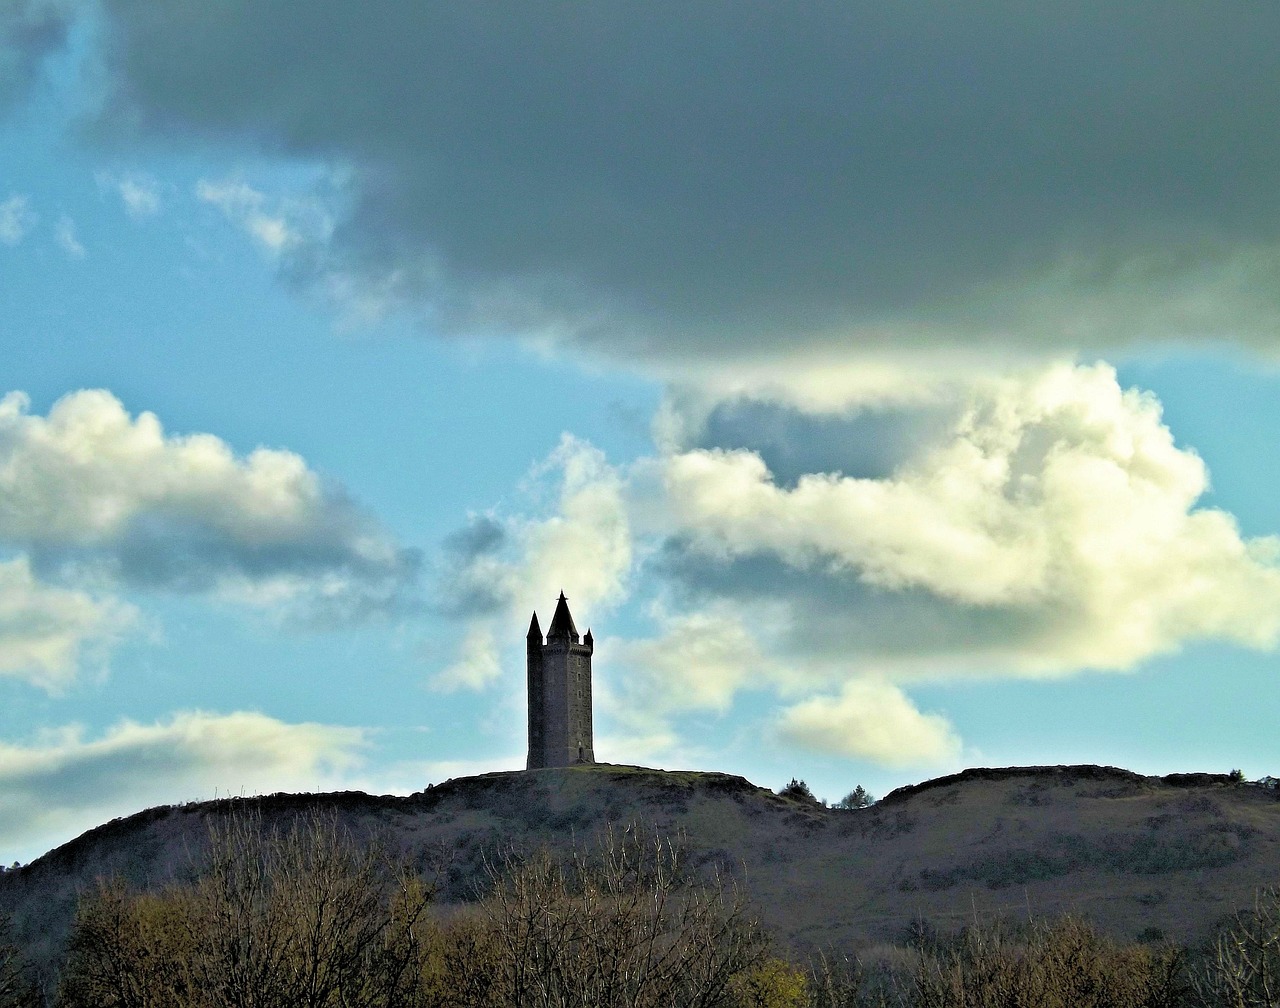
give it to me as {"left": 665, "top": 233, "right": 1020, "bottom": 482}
{"left": 835, "top": 787, "right": 874, "bottom": 810}
{"left": 911, "top": 915, "right": 1187, "bottom": 1008}
{"left": 778, "top": 779, "right": 818, "bottom": 804}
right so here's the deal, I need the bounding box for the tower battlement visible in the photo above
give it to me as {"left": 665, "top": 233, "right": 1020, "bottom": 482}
{"left": 526, "top": 592, "right": 595, "bottom": 769}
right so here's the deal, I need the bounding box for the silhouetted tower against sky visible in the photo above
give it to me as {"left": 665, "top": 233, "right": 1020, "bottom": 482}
{"left": 526, "top": 592, "right": 595, "bottom": 769}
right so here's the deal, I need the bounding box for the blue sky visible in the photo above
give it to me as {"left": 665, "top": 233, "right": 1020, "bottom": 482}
{"left": 3, "top": 2, "right": 1280, "bottom": 863}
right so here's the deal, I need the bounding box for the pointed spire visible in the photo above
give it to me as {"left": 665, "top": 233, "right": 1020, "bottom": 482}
{"left": 545, "top": 591, "right": 579, "bottom": 643}
{"left": 527, "top": 612, "right": 542, "bottom": 642}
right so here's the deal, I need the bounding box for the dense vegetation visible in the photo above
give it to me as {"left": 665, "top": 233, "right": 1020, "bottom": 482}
{"left": 4, "top": 812, "right": 1280, "bottom": 1007}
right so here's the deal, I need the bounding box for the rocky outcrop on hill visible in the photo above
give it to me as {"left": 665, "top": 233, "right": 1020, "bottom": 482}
{"left": 3, "top": 763, "right": 1279, "bottom": 978}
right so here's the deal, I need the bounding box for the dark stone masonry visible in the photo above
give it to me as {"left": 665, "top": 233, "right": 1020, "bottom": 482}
{"left": 526, "top": 592, "right": 595, "bottom": 769}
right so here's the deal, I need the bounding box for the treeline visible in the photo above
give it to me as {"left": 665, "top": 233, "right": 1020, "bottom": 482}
{"left": 3, "top": 814, "right": 1280, "bottom": 1007}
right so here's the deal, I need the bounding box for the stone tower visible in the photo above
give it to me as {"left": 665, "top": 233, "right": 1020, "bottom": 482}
{"left": 526, "top": 592, "right": 595, "bottom": 769}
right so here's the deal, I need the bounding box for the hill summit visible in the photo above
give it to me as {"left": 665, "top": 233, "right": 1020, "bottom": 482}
{"left": 3, "top": 763, "right": 1279, "bottom": 975}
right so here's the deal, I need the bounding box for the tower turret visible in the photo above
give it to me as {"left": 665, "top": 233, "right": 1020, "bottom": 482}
{"left": 526, "top": 592, "right": 595, "bottom": 769}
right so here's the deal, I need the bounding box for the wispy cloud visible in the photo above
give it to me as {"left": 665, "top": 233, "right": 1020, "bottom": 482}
{"left": 54, "top": 214, "right": 84, "bottom": 258}
{"left": 0, "top": 1, "right": 75, "bottom": 113}
{"left": 98, "top": 170, "right": 161, "bottom": 218}
{"left": 0, "top": 194, "right": 35, "bottom": 245}
{"left": 196, "top": 177, "right": 330, "bottom": 257}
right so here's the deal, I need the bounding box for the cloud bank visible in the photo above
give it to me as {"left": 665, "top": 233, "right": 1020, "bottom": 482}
{"left": 442, "top": 364, "right": 1280, "bottom": 768}
{"left": 57, "top": 2, "right": 1280, "bottom": 363}
{"left": 658, "top": 363, "right": 1280, "bottom": 676}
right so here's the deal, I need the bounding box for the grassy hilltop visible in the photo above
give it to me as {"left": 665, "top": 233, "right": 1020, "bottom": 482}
{"left": 4, "top": 762, "right": 1280, "bottom": 980}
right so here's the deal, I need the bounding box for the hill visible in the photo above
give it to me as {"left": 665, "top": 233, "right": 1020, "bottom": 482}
{"left": 3, "top": 763, "right": 1280, "bottom": 979}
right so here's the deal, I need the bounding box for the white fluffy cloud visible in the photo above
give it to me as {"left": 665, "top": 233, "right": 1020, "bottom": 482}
{"left": 431, "top": 363, "right": 1280, "bottom": 768}
{"left": 436, "top": 435, "right": 631, "bottom": 689}
{"left": 0, "top": 389, "right": 418, "bottom": 621}
{"left": 777, "top": 679, "right": 962, "bottom": 768}
{"left": 659, "top": 363, "right": 1280, "bottom": 674}
{"left": 601, "top": 605, "right": 964, "bottom": 770}
{"left": 603, "top": 606, "right": 764, "bottom": 716}
{"left": 0, "top": 711, "right": 367, "bottom": 863}
{"left": 0, "top": 556, "right": 133, "bottom": 691}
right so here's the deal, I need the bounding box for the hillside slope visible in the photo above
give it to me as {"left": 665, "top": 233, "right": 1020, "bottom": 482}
{"left": 3, "top": 763, "right": 1279, "bottom": 975}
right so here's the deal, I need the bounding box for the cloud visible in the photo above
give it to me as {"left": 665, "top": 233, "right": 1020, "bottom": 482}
{"left": 0, "top": 389, "right": 419, "bottom": 622}
{"left": 655, "top": 363, "right": 1280, "bottom": 675}
{"left": 603, "top": 606, "right": 764, "bottom": 716}
{"left": 0, "top": 194, "right": 35, "bottom": 245}
{"left": 777, "top": 679, "right": 962, "bottom": 768}
{"left": 54, "top": 214, "right": 84, "bottom": 258}
{"left": 0, "top": 0, "right": 75, "bottom": 113}
{"left": 426, "top": 362, "right": 1280, "bottom": 766}
{"left": 0, "top": 711, "right": 367, "bottom": 863}
{"left": 197, "top": 177, "right": 330, "bottom": 257}
{"left": 434, "top": 625, "right": 502, "bottom": 692}
{"left": 98, "top": 170, "right": 161, "bottom": 217}
{"left": 76, "top": 3, "right": 1280, "bottom": 362}
{"left": 597, "top": 603, "right": 963, "bottom": 771}
{"left": 436, "top": 435, "right": 630, "bottom": 689}
{"left": 0, "top": 556, "right": 134, "bottom": 692}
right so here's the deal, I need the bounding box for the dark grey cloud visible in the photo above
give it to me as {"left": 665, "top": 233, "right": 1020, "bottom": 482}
{"left": 694, "top": 398, "right": 956, "bottom": 487}
{"left": 0, "top": 0, "right": 73, "bottom": 112}
{"left": 434, "top": 515, "right": 509, "bottom": 619}
{"left": 27, "top": 505, "right": 422, "bottom": 626}
{"left": 86, "top": 2, "right": 1280, "bottom": 357}
{"left": 655, "top": 540, "right": 1056, "bottom": 668}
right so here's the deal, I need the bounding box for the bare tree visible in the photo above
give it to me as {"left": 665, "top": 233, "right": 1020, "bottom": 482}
{"left": 911, "top": 915, "right": 1186, "bottom": 1008}
{"left": 58, "top": 811, "right": 436, "bottom": 1008}
{"left": 0, "top": 915, "right": 38, "bottom": 1008}
{"left": 1196, "top": 886, "right": 1280, "bottom": 1008}
{"left": 464, "top": 826, "right": 769, "bottom": 1008}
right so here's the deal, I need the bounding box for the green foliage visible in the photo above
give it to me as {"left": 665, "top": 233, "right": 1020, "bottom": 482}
{"left": 1229, "top": 768, "right": 1246, "bottom": 782}
{"left": 778, "top": 779, "right": 818, "bottom": 804}
{"left": 835, "top": 787, "right": 873, "bottom": 810}
{"left": 730, "top": 957, "right": 808, "bottom": 1007}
